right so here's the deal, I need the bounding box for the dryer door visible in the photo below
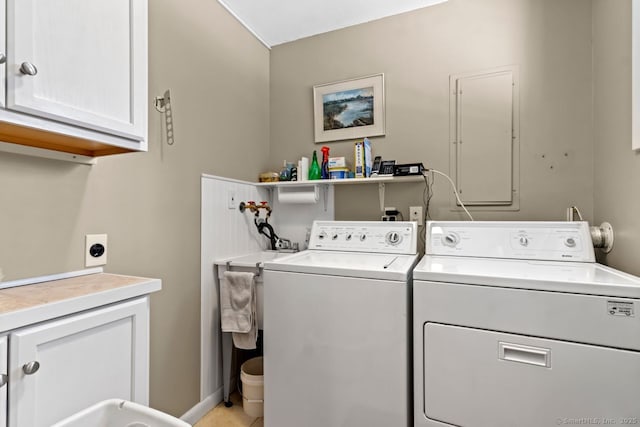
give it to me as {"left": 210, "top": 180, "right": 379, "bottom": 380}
{"left": 423, "top": 323, "right": 640, "bottom": 427}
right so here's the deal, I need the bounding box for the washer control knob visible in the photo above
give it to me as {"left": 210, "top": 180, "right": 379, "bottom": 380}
{"left": 346, "top": 234, "right": 352, "bottom": 241}
{"left": 442, "top": 233, "right": 459, "bottom": 247}
{"left": 318, "top": 231, "right": 327, "bottom": 240}
{"left": 565, "top": 237, "right": 576, "bottom": 248}
{"left": 332, "top": 233, "right": 339, "bottom": 240}
{"left": 360, "top": 234, "right": 367, "bottom": 242}
{"left": 386, "top": 231, "right": 402, "bottom": 245}
{"left": 519, "top": 236, "right": 529, "bottom": 246}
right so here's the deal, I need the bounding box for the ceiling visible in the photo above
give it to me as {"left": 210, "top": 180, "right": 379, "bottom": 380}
{"left": 218, "top": 0, "right": 448, "bottom": 48}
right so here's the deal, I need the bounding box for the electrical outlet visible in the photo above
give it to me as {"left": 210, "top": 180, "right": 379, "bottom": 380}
{"left": 85, "top": 234, "right": 108, "bottom": 267}
{"left": 410, "top": 206, "right": 423, "bottom": 224}
{"left": 382, "top": 206, "right": 399, "bottom": 222}
{"left": 228, "top": 191, "right": 236, "bottom": 209}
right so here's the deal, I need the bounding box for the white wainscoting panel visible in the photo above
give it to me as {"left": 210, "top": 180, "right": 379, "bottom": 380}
{"left": 200, "top": 175, "right": 268, "bottom": 400}
{"left": 199, "top": 174, "right": 335, "bottom": 410}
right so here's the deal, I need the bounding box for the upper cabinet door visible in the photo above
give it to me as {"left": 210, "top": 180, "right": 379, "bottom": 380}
{"left": 0, "top": 0, "right": 5, "bottom": 109}
{"left": 633, "top": 0, "right": 639, "bottom": 150}
{"left": 5, "top": 0, "right": 147, "bottom": 141}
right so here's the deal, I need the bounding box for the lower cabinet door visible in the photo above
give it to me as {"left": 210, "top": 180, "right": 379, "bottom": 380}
{"left": 1, "top": 335, "right": 7, "bottom": 427}
{"left": 8, "top": 297, "right": 149, "bottom": 427}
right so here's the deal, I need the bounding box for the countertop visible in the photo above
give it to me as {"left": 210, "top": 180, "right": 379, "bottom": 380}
{"left": 0, "top": 272, "right": 161, "bottom": 332}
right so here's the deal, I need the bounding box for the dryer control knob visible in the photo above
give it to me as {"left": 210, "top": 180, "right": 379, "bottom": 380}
{"left": 386, "top": 231, "right": 402, "bottom": 245}
{"left": 442, "top": 233, "right": 459, "bottom": 247}
{"left": 318, "top": 231, "right": 327, "bottom": 240}
{"left": 565, "top": 237, "right": 576, "bottom": 247}
{"left": 519, "top": 236, "right": 529, "bottom": 246}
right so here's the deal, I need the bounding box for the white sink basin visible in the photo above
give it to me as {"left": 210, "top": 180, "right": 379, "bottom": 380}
{"left": 217, "top": 250, "right": 294, "bottom": 267}
{"left": 215, "top": 251, "right": 295, "bottom": 329}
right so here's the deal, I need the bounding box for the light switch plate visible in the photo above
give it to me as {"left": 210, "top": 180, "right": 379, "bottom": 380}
{"left": 85, "top": 234, "right": 108, "bottom": 267}
{"left": 228, "top": 190, "right": 236, "bottom": 209}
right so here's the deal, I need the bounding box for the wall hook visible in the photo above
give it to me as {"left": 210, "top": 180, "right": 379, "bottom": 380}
{"left": 154, "top": 89, "right": 175, "bottom": 145}
{"left": 154, "top": 89, "right": 171, "bottom": 112}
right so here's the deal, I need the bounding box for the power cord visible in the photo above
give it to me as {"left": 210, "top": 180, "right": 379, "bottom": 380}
{"left": 422, "top": 170, "right": 433, "bottom": 221}
{"left": 421, "top": 168, "right": 474, "bottom": 221}
{"left": 419, "top": 171, "right": 433, "bottom": 249}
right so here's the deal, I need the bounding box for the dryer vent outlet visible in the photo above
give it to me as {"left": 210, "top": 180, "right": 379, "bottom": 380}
{"left": 85, "top": 234, "right": 108, "bottom": 267}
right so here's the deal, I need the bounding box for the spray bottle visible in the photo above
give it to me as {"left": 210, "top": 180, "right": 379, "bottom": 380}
{"left": 321, "top": 146, "right": 330, "bottom": 179}
{"left": 309, "top": 150, "right": 321, "bottom": 180}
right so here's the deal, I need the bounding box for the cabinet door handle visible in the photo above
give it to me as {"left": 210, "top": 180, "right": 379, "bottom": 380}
{"left": 19, "top": 62, "right": 38, "bottom": 76}
{"left": 0, "top": 373, "right": 7, "bottom": 387}
{"left": 22, "top": 361, "right": 40, "bottom": 375}
{"left": 0, "top": 53, "right": 6, "bottom": 64}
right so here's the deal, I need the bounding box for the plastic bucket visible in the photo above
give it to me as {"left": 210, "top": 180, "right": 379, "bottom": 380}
{"left": 240, "top": 356, "right": 264, "bottom": 417}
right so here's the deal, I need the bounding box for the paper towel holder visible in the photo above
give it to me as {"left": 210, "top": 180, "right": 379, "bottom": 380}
{"left": 277, "top": 185, "right": 319, "bottom": 204}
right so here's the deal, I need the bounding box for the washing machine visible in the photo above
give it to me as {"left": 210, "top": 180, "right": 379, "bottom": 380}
{"left": 413, "top": 221, "right": 640, "bottom": 427}
{"left": 263, "top": 220, "right": 419, "bottom": 427}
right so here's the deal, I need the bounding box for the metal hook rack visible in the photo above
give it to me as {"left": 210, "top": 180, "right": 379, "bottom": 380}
{"left": 154, "top": 89, "right": 175, "bottom": 145}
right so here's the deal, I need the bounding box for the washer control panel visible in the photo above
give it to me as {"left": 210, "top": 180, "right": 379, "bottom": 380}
{"left": 309, "top": 221, "right": 417, "bottom": 254}
{"left": 427, "top": 221, "right": 595, "bottom": 262}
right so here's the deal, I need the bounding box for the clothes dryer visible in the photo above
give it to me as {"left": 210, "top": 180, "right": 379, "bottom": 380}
{"left": 413, "top": 221, "right": 640, "bottom": 427}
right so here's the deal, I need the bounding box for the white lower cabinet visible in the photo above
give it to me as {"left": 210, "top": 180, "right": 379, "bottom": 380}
{"left": 0, "top": 336, "right": 7, "bottom": 427}
{"left": 5, "top": 297, "right": 149, "bottom": 427}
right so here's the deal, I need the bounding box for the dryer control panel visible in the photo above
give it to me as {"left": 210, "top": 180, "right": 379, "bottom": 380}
{"left": 309, "top": 221, "right": 417, "bottom": 254}
{"left": 426, "top": 221, "right": 595, "bottom": 262}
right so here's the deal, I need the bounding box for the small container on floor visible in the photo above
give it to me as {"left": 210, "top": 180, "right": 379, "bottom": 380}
{"left": 240, "top": 357, "right": 264, "bottom": 417}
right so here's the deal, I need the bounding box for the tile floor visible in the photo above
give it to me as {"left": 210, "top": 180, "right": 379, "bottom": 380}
{"left": 194, "top": 393, "right": 263, "bottom": 427}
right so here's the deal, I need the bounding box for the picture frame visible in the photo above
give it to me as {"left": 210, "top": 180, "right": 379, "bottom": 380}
{"left": 313, "top": 73, "right": 385, "bottom": 143}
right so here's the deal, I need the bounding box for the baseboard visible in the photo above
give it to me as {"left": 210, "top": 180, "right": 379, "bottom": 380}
{"left": 180, "top": 388, "right": 223, "bottom": 425}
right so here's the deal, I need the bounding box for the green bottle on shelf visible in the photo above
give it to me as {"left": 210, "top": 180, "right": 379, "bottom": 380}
{"left": 309, "top": 150, "right": 321, "bottom": 180}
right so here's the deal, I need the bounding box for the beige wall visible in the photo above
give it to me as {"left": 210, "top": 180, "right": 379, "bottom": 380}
{"left": 0, "top": 0, "right": 270, "bottom": 417}
{"left": 593, "top": 0, "right": 640, "bottom": 275}
{"left": 269, "top": 0, "right": 595, "bottom": 227}
{"left": 1, "top": 0, "right": 637, "bottom": 419}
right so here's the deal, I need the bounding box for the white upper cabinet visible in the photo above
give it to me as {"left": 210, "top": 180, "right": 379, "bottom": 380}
{"left": 0, "top": 0, "right": 147, "bottom": 160}
{"left": 0, "top": 3, "right": 5, "bottom": 110}
{"left": 633, "top": 0, "right": 639, "bottom": 150}
{"left": 6, "top": 0, "right": 147, "bottom": 140}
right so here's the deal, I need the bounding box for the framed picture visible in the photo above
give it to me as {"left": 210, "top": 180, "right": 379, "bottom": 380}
{"left": 313, "top": 73, "right": 385, "bottom": 143}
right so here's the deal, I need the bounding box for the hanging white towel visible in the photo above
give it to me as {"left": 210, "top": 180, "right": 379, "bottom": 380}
{"left": 220, "top": 271, "right": 257, "bottom": 349}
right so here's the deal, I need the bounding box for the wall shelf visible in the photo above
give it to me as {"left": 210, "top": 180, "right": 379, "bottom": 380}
{"left": 255, "top": 175, "right": 423, "bottom": 187}
{"left": 257, "top": 175, "right": 425, "bottom": 211}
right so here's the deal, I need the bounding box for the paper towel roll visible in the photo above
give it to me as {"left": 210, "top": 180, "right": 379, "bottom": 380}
{"left": 300, "top": 157, "right": 309, "bottom": 181}
{"left": 277, "top": 186, "right": 318, "bottom": 204}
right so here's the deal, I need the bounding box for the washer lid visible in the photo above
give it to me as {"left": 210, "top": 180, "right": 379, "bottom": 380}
{"left": 264, "top": 250, "right": 419, "bottom": 281}
{"left": 414, "top": 255, "right": 640, "bottom": 298}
